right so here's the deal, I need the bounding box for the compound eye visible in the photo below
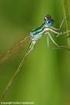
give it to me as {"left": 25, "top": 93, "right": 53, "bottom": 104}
{"left": 47, "top": 20, "right": 51, "bottom": 24}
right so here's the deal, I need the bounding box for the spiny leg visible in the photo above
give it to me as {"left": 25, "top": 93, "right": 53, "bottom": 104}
{"left": 59, "top": 30, "right": 70, "bottom": 38}
{"left": 46, "top": 35, "right": 50, "bottom": 48}
{"left": 44, "top": 31, "right": 53, "bottom": 48}
{"left": 59, "top": 17, "right": 66, "bottom": 30}
{"left": 48, "top": 27, "right": 70, "bottom": 40}
{"left": 55, "top": 17, "right": 66, "bottom": 37}
{"left": 56, "top": 17, "right": 70, "bottom": 38}
{"left": 45, "top": 30, "right": 60, "bottom": 48}
{"left": 47, "top": 32, "right": 70, "bottom": 50}
{"left": 0, "top": 40, "right": 36, "bottom": 100}
{"left": 47, "top": 32, "right": 59, "bottom": 47}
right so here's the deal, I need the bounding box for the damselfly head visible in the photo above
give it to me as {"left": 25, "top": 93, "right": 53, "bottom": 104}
{"left": 44, "top": 15, "right": 54, "bottom": 27}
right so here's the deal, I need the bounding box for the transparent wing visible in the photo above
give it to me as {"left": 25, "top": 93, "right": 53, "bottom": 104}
{"left": 0, "top": 41, "right": 35, "bottom": 100}
{"left": 0, "top": 35, "right": 31, "bottom": 64}
{"left": 0, "top": 35, "right": 33, "bottom": 100}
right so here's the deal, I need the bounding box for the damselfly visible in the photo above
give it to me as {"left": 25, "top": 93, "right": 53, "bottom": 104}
{"left": 0, "top": 15, "right": 70, "bottom": 100}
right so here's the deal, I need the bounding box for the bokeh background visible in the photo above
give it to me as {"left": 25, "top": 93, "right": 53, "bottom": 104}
{"left": 0, "top": 0, "right": 70, "bottom": 105}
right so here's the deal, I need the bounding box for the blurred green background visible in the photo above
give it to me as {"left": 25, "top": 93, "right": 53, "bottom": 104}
{"left": 0, "top": 0, "right": 70, "bottom": 105}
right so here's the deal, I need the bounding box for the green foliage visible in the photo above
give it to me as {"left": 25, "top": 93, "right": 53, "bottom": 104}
{"left": 0, "top": 0, "right": 70, "bottom": 105}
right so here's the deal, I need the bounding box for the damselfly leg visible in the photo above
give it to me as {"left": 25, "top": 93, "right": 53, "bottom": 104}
{"left": 46, "top": 30, "right": 70, "bottom": 50}
{"left": 56, "top": 17, "right": 70, "bottom": 38}
{"left": 47, "top": 32, "right": 70, "bottom": 50}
